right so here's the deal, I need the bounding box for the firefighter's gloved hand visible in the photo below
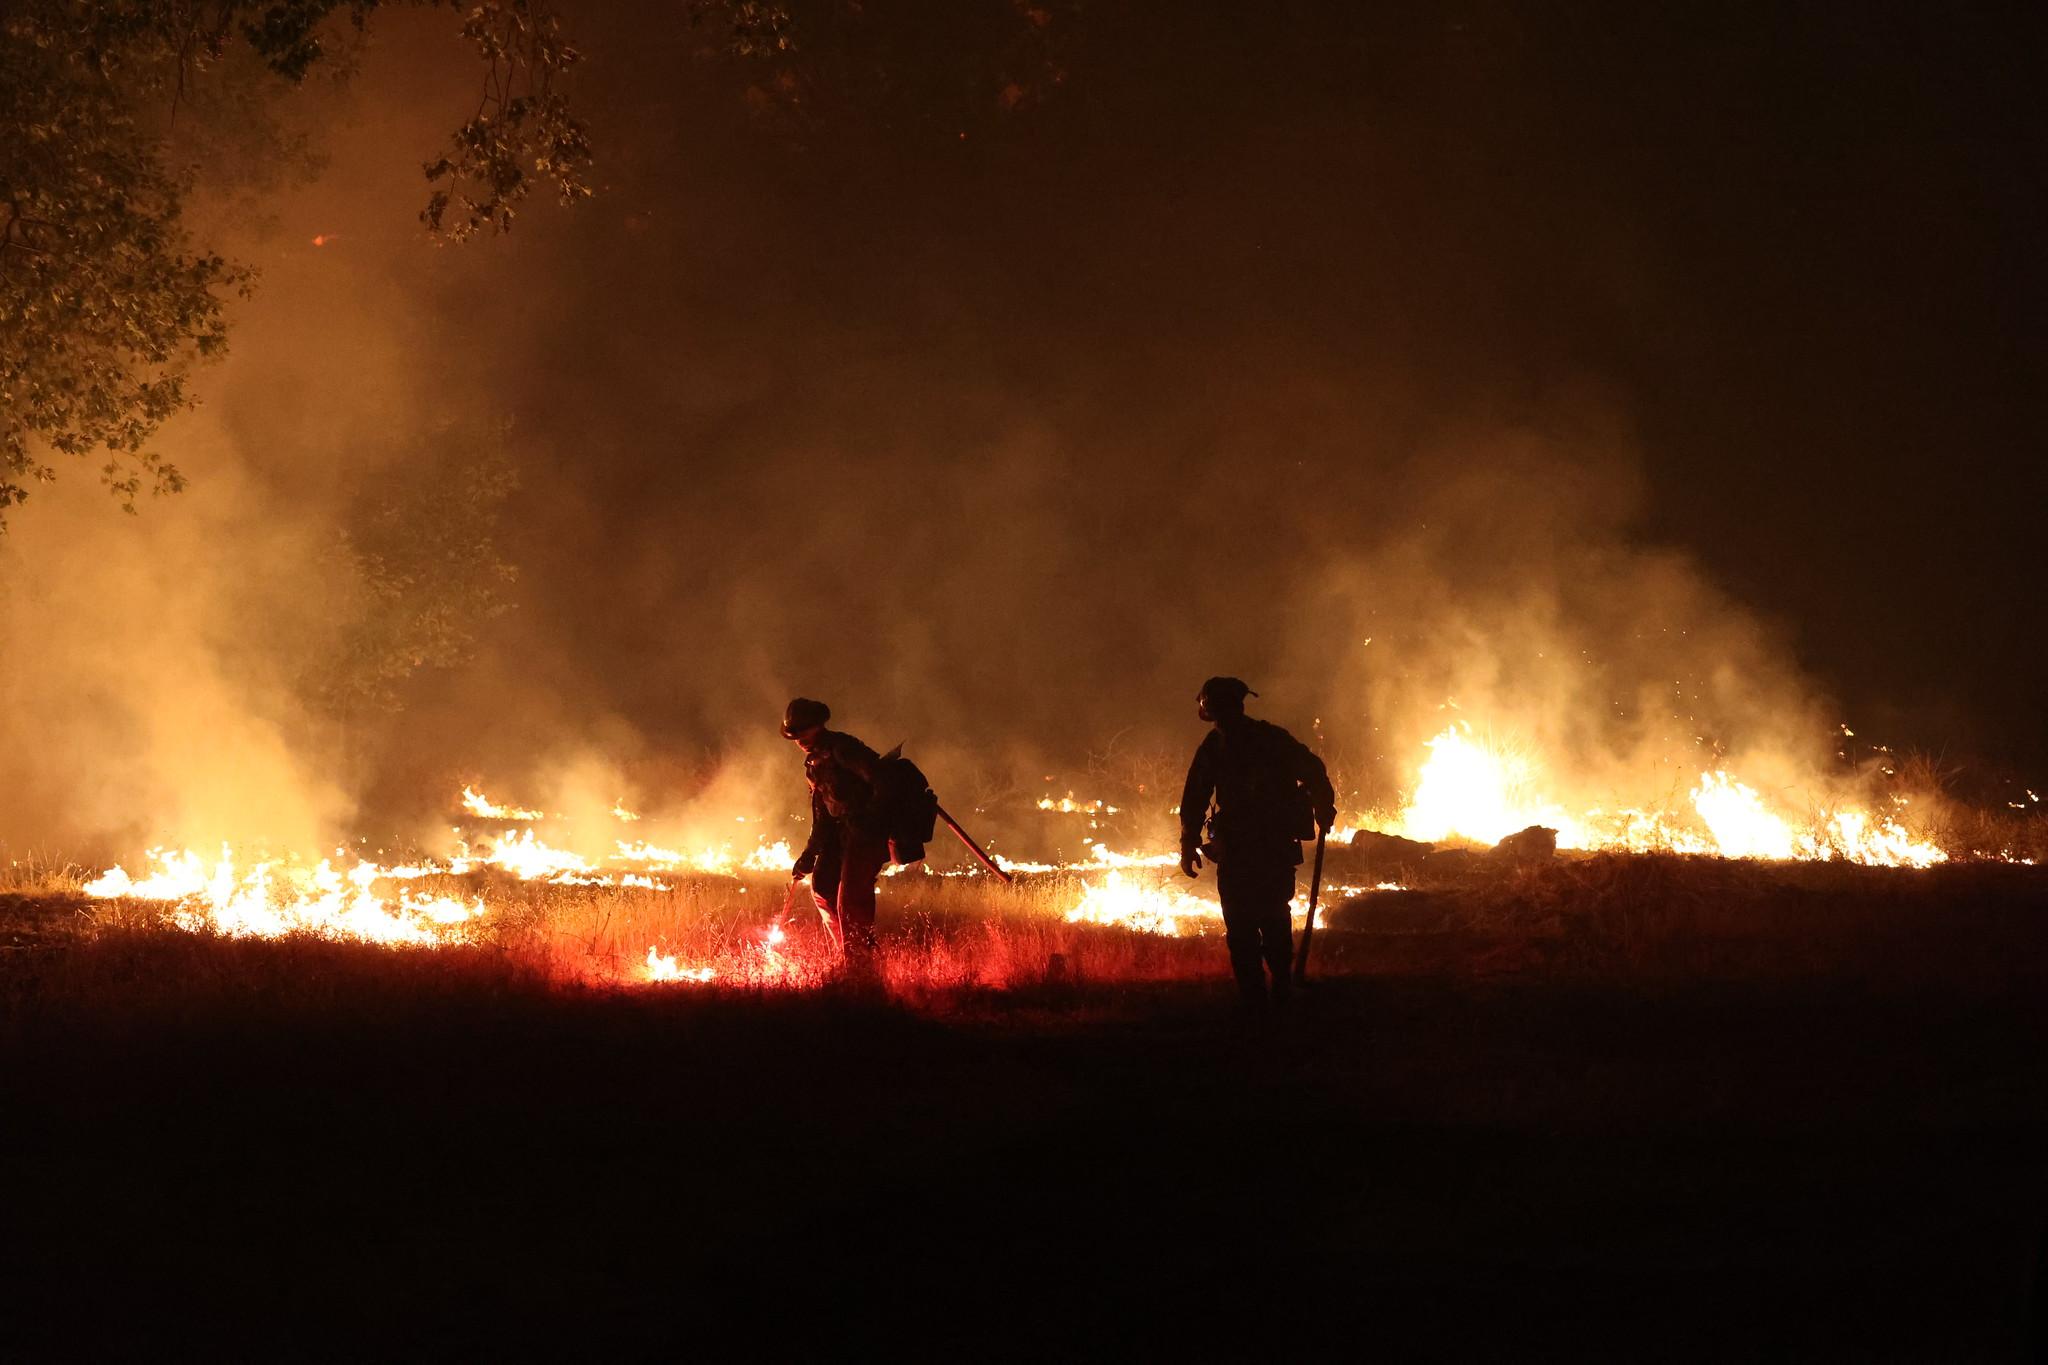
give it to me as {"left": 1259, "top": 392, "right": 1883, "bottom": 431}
{"left": 1179, "top": 846, "right": 1203, "bottom": 878}
{"left": 1316, "top": 807, "right": 1337, "bottom": 834}
{"left": 792, "top": 850, "right": 816, "bottom": 880}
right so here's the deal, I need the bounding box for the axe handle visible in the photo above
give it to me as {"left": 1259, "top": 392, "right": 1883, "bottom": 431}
{"left": 1294, "top": 828, "right": 1327, "bottom": 979}
{"left": 936, "top": 805, "right": 1014, "bottom": 884}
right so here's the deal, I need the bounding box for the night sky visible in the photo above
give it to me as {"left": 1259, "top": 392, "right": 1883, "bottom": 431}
{"left": 472, "top": 1, "right": 2046, "bottom": 770}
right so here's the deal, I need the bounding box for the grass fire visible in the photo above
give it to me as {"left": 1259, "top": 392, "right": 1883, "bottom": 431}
{"left": 6, "top": 2, "right": 2047, "bottom": 1358}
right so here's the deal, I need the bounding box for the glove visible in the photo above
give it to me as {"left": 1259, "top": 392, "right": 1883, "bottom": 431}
{"left": 1316, "top": 807, "right": 1337, "bottom": 834}
{"left": 792, "top": 849, "right": 816, "bottom": 880}
{"left": 1178, "top": 846, "right": 1203, "bottom": 879}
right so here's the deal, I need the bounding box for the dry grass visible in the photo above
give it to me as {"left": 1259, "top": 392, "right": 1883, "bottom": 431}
{"left": 1312, "top": 850, "right": 2048, "bottom": 987}
{"left": 7, "top": 847, "right": 2041, "bottom": 1033}
{"left": 432, "top": 866, "right": 1231, "bottom": 999}
{"left": 0, "top": 849, "right": 89, "bottom": 897}
{"left": 15, "top": 865, "right": 1229, "bottom": 1021}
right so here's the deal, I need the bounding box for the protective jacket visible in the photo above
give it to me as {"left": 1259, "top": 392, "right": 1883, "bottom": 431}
{"left": 801, "top": 729, "right": 882, "bottom": 844}
{"left": 795, "top": 728, "right": 887, "bottom": 955}
{"left": 1179, "top": 717, "right": 1336, "bottom": 868}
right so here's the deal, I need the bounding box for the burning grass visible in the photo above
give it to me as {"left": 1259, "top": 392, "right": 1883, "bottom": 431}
{"left": 12, "top": 848, "right": 2046, "bottom": 1028}
{"left": 37, "top": 863, "right": 1230, "bottom": 1005}
{"left": 8, "top": 728, "right": 2043, "bottom": 1017}
{"left": 11, "top": 709, "right": 2034, "bottom": 987}
{"left": 472, "top": 865, "right": 1231, "bottom": 997}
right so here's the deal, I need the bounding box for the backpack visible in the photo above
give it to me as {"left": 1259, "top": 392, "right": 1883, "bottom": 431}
{"left": 875, "top": 746, "right": 941, "bottom": 865}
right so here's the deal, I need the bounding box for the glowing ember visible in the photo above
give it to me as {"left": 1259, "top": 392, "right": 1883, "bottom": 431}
{"left": 645, "top": 946, "right": 716, "bottom": 983}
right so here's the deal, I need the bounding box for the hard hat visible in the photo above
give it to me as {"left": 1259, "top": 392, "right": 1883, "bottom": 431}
{"left": 1197, "top": 676, "right": 1257, "bottom": 706}
{"left": 781, "top": 697, "right": 830, "bottom": 737}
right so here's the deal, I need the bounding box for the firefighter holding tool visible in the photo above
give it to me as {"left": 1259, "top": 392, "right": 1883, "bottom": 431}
{"left": 784, "top": 697, "right": 889, "bottom": 959}
{"left": 783, "top": 696, "right": 998, "bottom": 960}
{"left": 1178, "top": 677, "right": 1335, "bottom": 1015}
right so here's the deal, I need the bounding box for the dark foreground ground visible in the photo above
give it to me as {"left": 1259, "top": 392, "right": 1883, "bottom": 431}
{"left": 6, "top": 864, "right": 2048, "bottom": 1361}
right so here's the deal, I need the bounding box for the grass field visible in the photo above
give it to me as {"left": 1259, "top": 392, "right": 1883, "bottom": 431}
{"left": 6, "top": 855, "right": 2048, "bottom": 1358}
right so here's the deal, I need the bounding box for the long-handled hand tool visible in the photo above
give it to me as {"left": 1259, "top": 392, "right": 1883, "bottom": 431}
{"left": 1292, "top": 826, "right": 1328, "bottom": 980}
{"left": 936, "top": 804, "right": 1013, "bottom": 884}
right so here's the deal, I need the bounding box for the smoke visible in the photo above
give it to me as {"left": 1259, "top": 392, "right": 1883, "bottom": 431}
{"left": 2, "top": 6, "right": 2006, "bottom": 866}
{"left": 1296, "top": 416, "right": 1840, "bottom": 816}
{"left": 0, "top": 17, "right": 534, "bottom": 860}
{"left": 0, "top": 430, "right": 349, "bottom": 857}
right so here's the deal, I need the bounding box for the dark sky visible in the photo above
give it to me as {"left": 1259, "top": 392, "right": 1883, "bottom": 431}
{"left": 395, "top": 0, "right": 2042, "bottom": 777}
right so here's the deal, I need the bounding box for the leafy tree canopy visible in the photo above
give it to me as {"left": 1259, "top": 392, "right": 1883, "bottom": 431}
{"left": 0, "top": 0, "right": 592, "bottom": 525}
{"left": 0, "top": 0, "right": 1061, "bottom": 528}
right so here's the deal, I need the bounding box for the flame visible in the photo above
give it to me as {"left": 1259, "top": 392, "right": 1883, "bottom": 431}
{"left": 84, "top": 846, "right": 212, "bottom": 899}
{"left": 1689, "top": 772, "right": 1800, "bottom": 860}
{"left": 76, "top": 710, "right": 1972, "bottom": 995}
{"left": 1390, "top": 725, "right": 1584, "bottom": 846}
{"left": 1081, "top": 842, "right": 1177, "bottom": 869}
{"left": 614, "top": 837, "right": 793, "bottom": 876}
{"left": 1038, "top": 793, "right": 1119, "bottom": 814}
{"left": 1063, "top": 870, "right": 1220, "bottom": 937}
{"left": 1822, "top": 809, "right": 1945, "bottom": 869}
{"left": 460, "top": 786, "right": 545, "bottom": 821}
{"left": 468, "top": 829, "right": 589, "bottom": 879}
{"left": 743, "top": 839, "right": 796, "bottom": 872}
{"left": 84, "top": 847, "right": 486, "bottom": 944}
{"left": 1372, "top": 725, "right": 1949, "bottom": 867}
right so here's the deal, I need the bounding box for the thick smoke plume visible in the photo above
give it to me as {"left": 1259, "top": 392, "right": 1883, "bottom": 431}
{"left": 3, "top": 6, "right": 2014, "bottom": 866}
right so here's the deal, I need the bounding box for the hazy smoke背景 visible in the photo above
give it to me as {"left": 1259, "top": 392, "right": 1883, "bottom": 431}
{"left": 3, "top": 4, "right": 2040, "bottom": 865}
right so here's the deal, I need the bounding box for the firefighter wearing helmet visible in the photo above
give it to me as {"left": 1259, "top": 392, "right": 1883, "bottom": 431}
{"left": 782, "top": 697, "right": 889, "bottom": 959}
{"left": 1179, "top": 676, "right": 1336, "bottom": 1015}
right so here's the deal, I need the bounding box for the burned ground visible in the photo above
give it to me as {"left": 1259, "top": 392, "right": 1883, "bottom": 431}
{"left": 6, "top": 862, "right": 2048, "bottom": 1360}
